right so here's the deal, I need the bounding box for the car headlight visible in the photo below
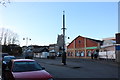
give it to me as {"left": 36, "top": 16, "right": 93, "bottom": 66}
{"left": 48, "top": 78, "right": 54, "bottom": 80}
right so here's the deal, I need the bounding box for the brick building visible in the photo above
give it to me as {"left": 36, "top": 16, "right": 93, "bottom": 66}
{"left": 67, "top": 35, "right": 103, "bottom": 58}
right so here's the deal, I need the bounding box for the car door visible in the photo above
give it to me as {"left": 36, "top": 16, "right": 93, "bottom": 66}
{"left": 4, "top": 60, "right": 15, "bottom": 80}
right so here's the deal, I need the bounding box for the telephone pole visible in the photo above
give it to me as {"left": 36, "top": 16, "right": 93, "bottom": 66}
{"left": 62, "top": 11, "right": 66, "bottom": 65}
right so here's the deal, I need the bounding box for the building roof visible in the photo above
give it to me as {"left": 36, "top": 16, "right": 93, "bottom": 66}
{"left": 101, "top": 44, "right": 115, "bottom": 48}
{"left": 102, "top": 37, "right": 115, "bottom": 40}
{"left": 28, "top": 45, "right": 49, "bottom": 48}
{"left": 67, "top": 35, "right": 103, "bottom": 47}
{"left": 33, "top": 47, "right": 49, "bottom": 53}
{"left": 86, "top": 37, "right": 103, "bottom": 43}
{"left": 101, "top": 39, "right": 116, "bottom": 48}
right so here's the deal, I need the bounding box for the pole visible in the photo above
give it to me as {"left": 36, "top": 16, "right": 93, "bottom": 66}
{"left": 62, "top": 11, "right": 66, "bottom": 65}
{"left": 23, "top": 37, "right": 31, "bottom": 47}
{"left": 26, "top": 37, "right": 28, "bottom": 46}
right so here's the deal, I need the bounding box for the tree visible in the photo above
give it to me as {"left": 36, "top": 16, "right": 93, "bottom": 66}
{"left": 0, "top": 28, "right": 19, "bottom": 45}
{"left": 3, "top": 29, "right": 8, "bottom": 45}
{"left": 0, "top": 0, "right": 10, "bottom": 7}
{"left": 11, "top": 33, "right": 19, "bottom": 44}
{"left": 0, "top": 28, "right": 4, "bottom": 44}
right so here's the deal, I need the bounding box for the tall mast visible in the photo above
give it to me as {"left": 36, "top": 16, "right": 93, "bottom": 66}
{"left": 62, "top": 11, "right": 66, "bottom": 65}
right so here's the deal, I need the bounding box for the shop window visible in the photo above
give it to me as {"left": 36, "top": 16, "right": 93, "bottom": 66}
{"left": 67, "top": 52, "right": 70, "bottom": 56}
{"left": 79, "top": 52, "right": 81, "bottom": 56}
{"left": 76, "top": 51, "right": 80, "bottom": 56}
{"left": 81, "top": 51, "right": 84, "bottom": 56}
{"left": 87, "top": 51, "right": 91, "bottom": 57}
{"left": 70, "top": 52, "right": 73, "bottom": 56}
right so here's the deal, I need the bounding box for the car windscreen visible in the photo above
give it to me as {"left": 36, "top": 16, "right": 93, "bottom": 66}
{"left": 12, "top": 61, "right": 42, "bottom": 72}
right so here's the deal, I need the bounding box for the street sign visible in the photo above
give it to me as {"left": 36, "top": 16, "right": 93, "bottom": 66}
{"left": 116, "top": 45, "right": 120, "bottom": 50}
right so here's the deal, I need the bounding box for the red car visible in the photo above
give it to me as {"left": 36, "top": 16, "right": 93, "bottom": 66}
{"left": 5, "top": 59, "right": 54, "bottom": 80}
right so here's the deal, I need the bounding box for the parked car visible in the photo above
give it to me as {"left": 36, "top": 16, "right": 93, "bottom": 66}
{"left": 3, "top": 56, "right": 16, "bottom": 64}
{"left": 5, "top": 59, "right": 54, "bottom": 80}
{"left": 1, "top": 53, "right": 9, "bottom": 65}
{"left": 2, "top": 53, "right": 9, "bottom": 58}
{"left": 2, "top": 56, "right": 16, "bottom": 79}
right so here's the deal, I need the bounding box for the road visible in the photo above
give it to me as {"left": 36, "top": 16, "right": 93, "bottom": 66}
{"left": 34, "top": 57, "right": 119, "bottom": 79}
{"left": 1, "top": 56, "right": 119, "bottom": 80}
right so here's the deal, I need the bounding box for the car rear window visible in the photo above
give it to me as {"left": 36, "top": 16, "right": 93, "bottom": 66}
{"left": 12, "top": 61, "right": 42, "bottom": 72}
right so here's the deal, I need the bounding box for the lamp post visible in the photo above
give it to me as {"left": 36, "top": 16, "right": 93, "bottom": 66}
{"left": 23, "top": 37, "right": 31, "bottom": 46}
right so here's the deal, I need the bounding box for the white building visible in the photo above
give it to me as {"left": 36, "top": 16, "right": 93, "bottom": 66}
{"left": 99, "top": 37, "right": 116, "bottom": 59}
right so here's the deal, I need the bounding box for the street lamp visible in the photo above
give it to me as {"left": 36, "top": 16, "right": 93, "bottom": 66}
{"left": 23, "top": 37, "right": 31, "bottom": 46}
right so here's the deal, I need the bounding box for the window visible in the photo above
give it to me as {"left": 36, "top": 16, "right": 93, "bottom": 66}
{"left": 76, "top": 51, "right": 80, "bottom": 57}
{"left": 12, "top": 61, "right": 42, "bottom": 72}
{"left": 87, "top": 51, "right": 91, "bottom": 57}
{"left": 78, "top": 40, "right": 81, "bottom": 43}
{"left": 68, "top": 52, "right": 70, "bottom": 56}
{"left": 70, "top": 52, "right": 73, "bottom": 56}
{"left": 81, "top": 51, "right": 84, "bottom": 56}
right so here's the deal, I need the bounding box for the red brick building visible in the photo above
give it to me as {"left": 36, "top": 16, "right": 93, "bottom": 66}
{"left": 67, "top": 35, "right": 103, "bottom": 58}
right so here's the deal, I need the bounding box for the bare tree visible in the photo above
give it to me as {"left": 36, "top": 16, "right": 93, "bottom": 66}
{"left": 0, "top": 28, "right": 4, "bottom": 44}
{"left": 3, "top": 29, "right": 8, "bottom": 45}
{"left": 0, "top": 0, "right": 10, "bottom": 7}
{"left": 7, "top": 29, "right": 13, "bottom": 44}
{"left": 0, "top": 28, "right": 19, "bottom": 45}
{"left": 12, "top": 33, "right": 19, "bottom": 44}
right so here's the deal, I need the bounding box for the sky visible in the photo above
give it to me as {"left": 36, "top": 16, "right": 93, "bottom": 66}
{"left": 0, "top": 1, "right": 118, "bottom": 46}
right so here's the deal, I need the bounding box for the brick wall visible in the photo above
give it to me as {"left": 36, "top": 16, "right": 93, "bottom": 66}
{"left": 67, "top": 36, "right": 101, "bottom": 58}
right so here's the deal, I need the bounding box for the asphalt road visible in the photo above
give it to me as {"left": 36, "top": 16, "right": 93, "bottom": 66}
{"left": 1, "top": 56, "right": 119, "bottom": 80}
{"left": 34, "top": 57, "right": 119, "bottom": 79}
